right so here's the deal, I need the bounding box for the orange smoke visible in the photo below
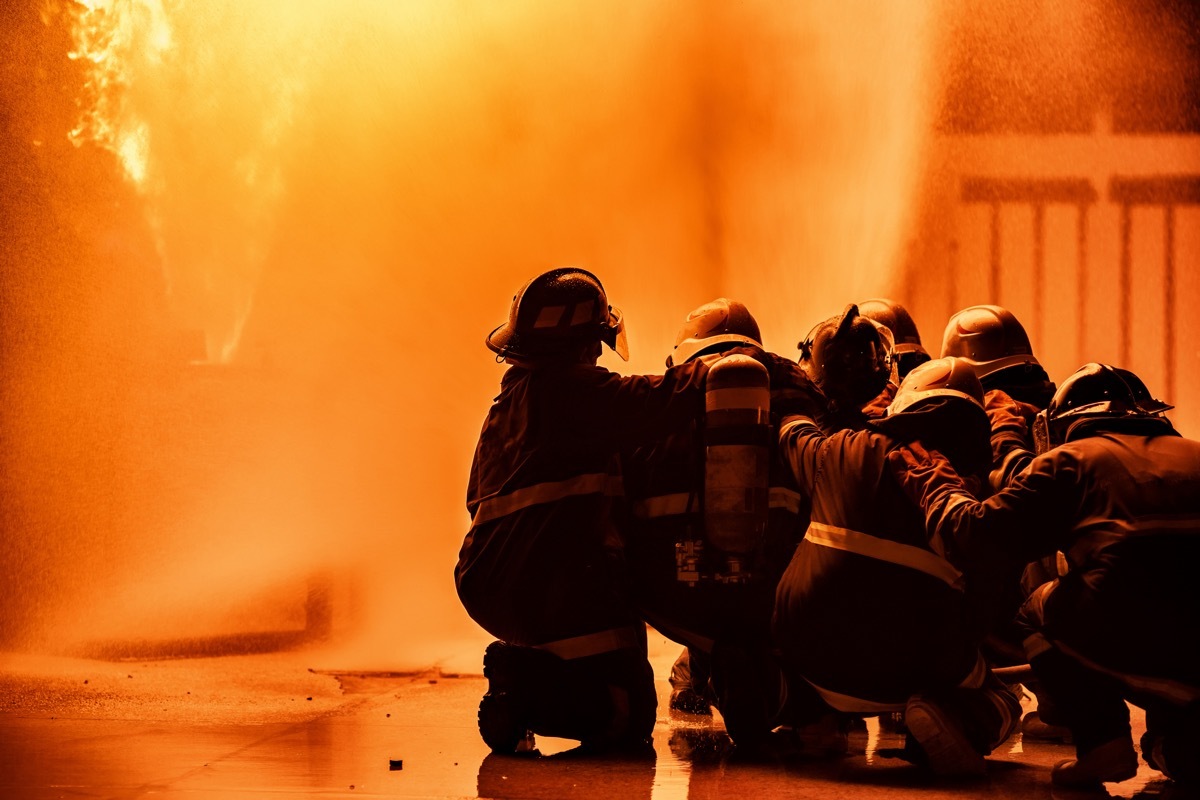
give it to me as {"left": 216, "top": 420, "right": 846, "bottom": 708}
{"left": 4, "top": 1, "right": 945, "bottom": 670}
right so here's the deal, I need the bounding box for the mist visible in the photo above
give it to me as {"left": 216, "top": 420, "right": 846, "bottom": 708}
{"left": 2, "top": 0, "right": 946, "bottom": 671}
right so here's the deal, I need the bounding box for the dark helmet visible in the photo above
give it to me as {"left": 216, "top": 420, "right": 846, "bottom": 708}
{"left": 1113, "top": 367, "right": 1174, "bottom": 416}
{"left": 799, "top": 303, "right": 893, "bottom": 408}
{"left": 486, "top": 268, "right": 629, "bottom": 361}
{"left": 940, "top": 305, "right": 1040, "bottom": 379}
{"left": 667, "top": 298, "right": 762, "bottom": 367}
{"left": 1033, "top": 363, "right": 1174, "bottom": 452}
{"left": 858, "top": 298, "right": 931, "bottom": 378}
{"left": 887, "top": 356, "right": 985, "bottom": 417}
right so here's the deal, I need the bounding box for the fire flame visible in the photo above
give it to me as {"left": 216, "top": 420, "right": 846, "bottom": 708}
{"left": 68, "top": 0, "right": 171, "bottom": 190}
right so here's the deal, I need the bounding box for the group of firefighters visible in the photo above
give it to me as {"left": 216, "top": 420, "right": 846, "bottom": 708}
{"left": 453, "top": 267, "right": 1199, "bottom": 790}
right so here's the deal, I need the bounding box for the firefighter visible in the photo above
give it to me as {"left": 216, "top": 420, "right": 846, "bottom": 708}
{"left": 622, "top": 298, "right": 818, "bottom": 752}
{"left": 888, "top": 363, "right": 1200, "bottom": 789}
{"left": 456, "top": 267, "right": 713, "bottom": 756}
{"left": 774, "top": 357, "right": 1021, "bottom": 777}
{"left": 858, "top": 298, "right": 931, "bottom": 419}
{"left": 797, "top": 304, "right": 894, "bottom": 433}
{"left": 939, "top": 304, "right": 1055, "bottom": 489}
{"left": 940, "top": 304, "right": 1067, "bottom": 739}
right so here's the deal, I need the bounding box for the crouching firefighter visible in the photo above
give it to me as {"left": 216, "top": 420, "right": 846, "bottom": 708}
{"left": 455, "top": 267, "right": 713, "bottom": 755}
{"left": 622, "top": 298, "right": 818, "bottom": 752}
{"left": 774, "top": 355, "right": 1022, "bottom": 778}
{"left": 889, "top": 363, "right": 1200, "bottom": 789}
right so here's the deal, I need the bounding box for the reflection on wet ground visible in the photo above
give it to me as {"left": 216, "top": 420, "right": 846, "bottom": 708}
{"left": 0, "top": 650, "right": 1187, "bottom": 800}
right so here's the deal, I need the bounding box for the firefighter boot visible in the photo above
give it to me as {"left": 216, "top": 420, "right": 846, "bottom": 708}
{"left": 1051, "top": 737, "right": 1138, "bottom": 788}
{"left": 904, "top": 694, "right": 987, "bottom": 778}
{"left": 478, "top": 641, "right": 537, "bottom": 755}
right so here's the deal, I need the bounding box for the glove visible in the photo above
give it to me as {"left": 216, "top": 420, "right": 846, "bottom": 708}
{"left": 886, "top": 440, "right": 969, "bottom": 516}
{"left": 861, "top": 381, "right": 897, "bottom": 420}
{"left": 984, "top": 389, "right": 1037, "bottom": 465}
{"left": 984, "top": 389, "right": 1030, "bottom": 438}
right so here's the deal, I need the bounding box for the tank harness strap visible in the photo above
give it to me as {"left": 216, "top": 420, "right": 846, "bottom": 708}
{"left": 535, "top": 626, "right": 643, "bottom": 661}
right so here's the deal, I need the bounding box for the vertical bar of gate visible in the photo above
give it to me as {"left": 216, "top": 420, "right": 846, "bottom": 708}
{"left": 1076, "top": 203, "right": 1089, "bottom": 368}
{"left": 1118, "top": 202, "right": 1133, "bottom": 369}
{"left": 989, "top": 201, "right": 1002, "bottom": 304}
{"left": 1032, "top": 203, "right": 1045, "bottom": 348}
{"left": 1164, "top": 204, "right": 1176, "bottom": 403}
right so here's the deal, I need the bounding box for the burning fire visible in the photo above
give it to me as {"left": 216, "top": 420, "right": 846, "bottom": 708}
{"left": 68, "top": 0, "right": 171, "bottom": 189}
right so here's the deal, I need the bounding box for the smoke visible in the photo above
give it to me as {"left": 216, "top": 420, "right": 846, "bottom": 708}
{"left": 3, "top": 1, "right": 944, "bottom": 670}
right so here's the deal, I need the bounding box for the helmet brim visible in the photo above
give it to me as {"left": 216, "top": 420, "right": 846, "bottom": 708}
{"left": 670, "top": 333, "right": 759, "bottom": 367}
{"left": 485, "top": 322, "right": 516, "bottom": 356}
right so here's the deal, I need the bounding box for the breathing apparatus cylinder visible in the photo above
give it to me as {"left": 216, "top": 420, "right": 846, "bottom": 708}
{"left": 704, "top": 354, "right": 770, "bottom": 554}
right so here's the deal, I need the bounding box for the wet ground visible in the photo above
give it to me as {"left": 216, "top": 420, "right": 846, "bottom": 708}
{"left": 0, "top": 646, "right": 1189, "bottom": 800}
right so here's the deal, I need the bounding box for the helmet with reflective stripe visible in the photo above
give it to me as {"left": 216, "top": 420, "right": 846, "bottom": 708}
{"left": 888, "top": 356, "right": 985, "bottom": 417}
{"left": 940, "top": 305, "right": 1039, "bottom": 379}
{"left": 858, "top": 298, "right": 930, "bottom": 378}
{"left": 667, "top": 298, "right": 762, "bottom": 367}
{"left": 798, "top": 303, "right": 893, "bottom": 408}
{"left": 1034, "top": 362, "right": 1173, "bottom": 451}
{"left": 487, "top": 268, "right": 628, "bottom": 361}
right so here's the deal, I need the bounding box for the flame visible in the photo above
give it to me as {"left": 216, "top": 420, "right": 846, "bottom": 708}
{"left": 68, "top": 0, "right": 171, "bottom": 190}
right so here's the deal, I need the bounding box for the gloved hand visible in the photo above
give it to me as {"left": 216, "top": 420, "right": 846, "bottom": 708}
{"left": 861, "top": 381, "right": 897, "bottom": 420}
{"left": 984, "top": 389, "right": 1029, "bottom": 438}
{"left": 886, "top": 440, "right": 969, "bottom": 516}
{"left": 984, "top": 389, "right": 1038, "bottom": 466}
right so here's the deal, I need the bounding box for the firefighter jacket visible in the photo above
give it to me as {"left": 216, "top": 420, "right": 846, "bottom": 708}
{"left": 900, "top": 425, "right": 1200, "bottom": 705}
{"left": 622, "top": 348, "right": 817, "bottom": 654}
{"left": 456, "top": 360, "right": 709, "bottom": 655}
{"left": 773, "top": 414, "right": 987, "bottom": 712}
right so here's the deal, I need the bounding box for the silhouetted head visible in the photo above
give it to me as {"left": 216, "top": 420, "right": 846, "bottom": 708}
{"left": 858, "top": 298, "right": 930, "bottom": 379}
{"left": 940, "top": 304, "right": 1053, "bottom": 406}
{"left": 667, "top": 298, "right": 762, "bottom": 366}
{"left": 799, "top": 304, "right": 892, "bottom": 409}
{"left": 1033, "top": 362, "right": 1175, "bottom": 454}
{"left": 872, "top": 357, "right": 992, "bottom": 481}
{"left": 487, "top": 268, "right": 628, "bottom": 365}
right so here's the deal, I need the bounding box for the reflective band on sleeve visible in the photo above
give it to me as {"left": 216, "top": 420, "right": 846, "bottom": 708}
{"left": 803, "top": 677, "right": 907, "bottom": 714}
{"left": 473, "top": 472, "right": 623, "bottom": 525}
{"left": 706, "top": 387, "right": 770, "bottom": 411}
{"left": 806, "top": 521, "right": 965, "bottom": 590}
{"left": 779, "top": 416, "right": 819, "bottom": 437}
{"left": 535, "top": 626, "right": 642, "bottom": 660}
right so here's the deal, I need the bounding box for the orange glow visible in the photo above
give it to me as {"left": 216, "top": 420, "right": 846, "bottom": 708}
{"left": 4, "top": 0, "right": 1193, "bottom": 673}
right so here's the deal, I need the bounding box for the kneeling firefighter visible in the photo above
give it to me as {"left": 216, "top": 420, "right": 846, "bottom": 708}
{"left": 456, "top": 268, "right": 715, "bottom": 755}
{"left": 774, "top": 356, "right": 1022, "bottom": 777}
{"left": 622, "top": 298, "right": 819, "bottom": 751}
{"left": 890, "top": 363, "right": 1200, "bottom": 789}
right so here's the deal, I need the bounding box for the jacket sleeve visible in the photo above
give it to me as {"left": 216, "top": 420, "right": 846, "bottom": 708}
{"left": 923, "top": 448, "right": 1086, "bottom": 568}
{"left": 777, "top": 413, "right": 826, "bottom": 494}
{"left": 565, "top": 363, "right": 709, "bottom": 450}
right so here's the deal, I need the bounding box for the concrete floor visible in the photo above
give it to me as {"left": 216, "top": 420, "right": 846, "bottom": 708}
{"left": 0, "top": 647, "right": 1185, "bottom": 800}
